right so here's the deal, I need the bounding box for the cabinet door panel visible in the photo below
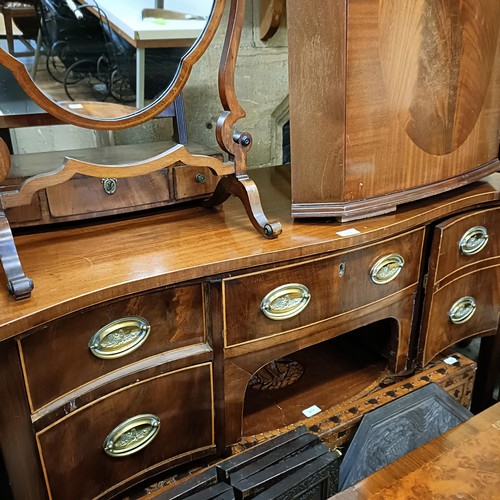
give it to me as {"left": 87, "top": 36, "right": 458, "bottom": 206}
{"left": 420, "top": 266, "right": 500, "bottom": 366}
{"left": 37, "top": 363, "right": 214, "bottom": 500}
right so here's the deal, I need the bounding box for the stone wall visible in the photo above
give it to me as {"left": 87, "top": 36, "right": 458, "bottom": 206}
{"left": 183, "top": 1, "right": 289, "bottom": 168}
{"left": 10, "top": 2, "right": 289, "bottom": 168}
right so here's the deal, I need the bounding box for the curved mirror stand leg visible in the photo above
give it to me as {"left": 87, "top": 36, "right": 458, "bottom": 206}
{"left": 203, "top": 174, "right": 282, "bottom": 239}
{"left": 0, "top": 210, "right": 33, "bottom": 300}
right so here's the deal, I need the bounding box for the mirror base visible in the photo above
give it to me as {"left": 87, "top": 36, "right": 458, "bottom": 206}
{"left": 203, "top": 174, "right": 282, "bottom": 239}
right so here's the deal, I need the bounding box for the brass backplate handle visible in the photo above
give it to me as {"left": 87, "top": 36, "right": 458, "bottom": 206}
{"left": 370, "top": 254, "right": 405, "bottom": 284}
{"left": 260, "top": 283, "right": 311, "bottom": 320}
{"left": 103, "top": 414, "right": 161, "bottom": 457}
{"left": 449, "top": 296, "right": 476, "bottom": 325}
{"left": 88, "top": 316, "right": 151, "bottom": 359}
{"left": 459, "top": 226, "right": 489, "bottom": 256}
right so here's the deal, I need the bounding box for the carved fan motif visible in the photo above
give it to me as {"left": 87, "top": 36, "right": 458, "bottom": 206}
{"left": 248, "top": 358, "right": 304, "bottom": 391}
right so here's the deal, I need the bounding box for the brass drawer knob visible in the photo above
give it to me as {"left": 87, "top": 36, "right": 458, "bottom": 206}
{"left": 449, "top": 296, "right": 476, "bottom": 325}
{"left": 370, "top": 254, "right": 405, "bottom": 284}
{"left": 88, "top": 316, "right": 151, "bottom": 359}
{"left": 103, "top": 414, "right": 161, "bottom": 457}
{"left": 260, "top": 283, "right": 311, "bottom": 320}
{"left": 459, "top": 226, "right": 489, "bottom": 256}
{"left": 102, "top": 178, "right": 118, "bottom": 195}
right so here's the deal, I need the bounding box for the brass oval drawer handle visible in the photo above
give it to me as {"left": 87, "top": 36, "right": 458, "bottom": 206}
{"left": 449, "top": 296, "right": 476, "bottom": 325}
{"left": 370, "top": 254, "right": 405, "bottom": 284}
{"left": 88, "top": 316, "right": 151, "bottom": 359}
{"left": 103, "top": 414, "right": 160, "bottom": 457}
{"left": 459, "top": 226, "right": 489, "bottom": 256}
{"left": 260, "top": 283, "right": 311, "bottom": 320}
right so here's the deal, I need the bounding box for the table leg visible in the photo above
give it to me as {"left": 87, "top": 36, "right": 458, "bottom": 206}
{"left": 136, "top": 47, "right": 146, "bottom": 109}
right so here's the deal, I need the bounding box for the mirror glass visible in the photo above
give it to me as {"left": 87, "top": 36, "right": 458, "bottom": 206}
{"left": 0, "top": 0, "right": 215, "bottom": 119}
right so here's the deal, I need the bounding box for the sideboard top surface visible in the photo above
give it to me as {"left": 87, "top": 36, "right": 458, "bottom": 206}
{"left": 0, "top": 166, "right": 498, "bottom": 340}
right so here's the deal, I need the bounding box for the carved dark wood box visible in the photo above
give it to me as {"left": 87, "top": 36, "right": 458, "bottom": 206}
{"left": 150, "top": 427, "right": 341, "bottom": 499}
{"left": 338, "top": 383, "right": 473, "bottom": 490}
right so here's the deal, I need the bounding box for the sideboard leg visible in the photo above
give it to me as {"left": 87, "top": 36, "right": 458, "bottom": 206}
{"left": 204, "top": 174, "right": 282, "bottom": 239}
{"left": 0, "top": 211, "right": 34, "bottom": 300}
{"left": 471, "top": 330, "right": 500, "bottom": 413}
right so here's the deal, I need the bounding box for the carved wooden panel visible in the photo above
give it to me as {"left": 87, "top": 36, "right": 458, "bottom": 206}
{"left": 232, "top": 351, "right": 476, "bottom": 455}
{"left": 338, "top": 383, "right": 472, "bottom": 490}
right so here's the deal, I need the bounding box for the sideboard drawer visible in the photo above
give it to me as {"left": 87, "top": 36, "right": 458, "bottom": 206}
{"left": 419, "top": 266, "right": 500, "bottom": 366}
{"left": 431, "top": 207, "right": 499, "bottom": 283}
{"left": 20, "top": 284, "right": 205, "bottom": 412}
{"left": 36, "top": 362, "right": 214, "bottom": 500}
{"left": 224, "top": 228, "right": 424, "bottom": 347}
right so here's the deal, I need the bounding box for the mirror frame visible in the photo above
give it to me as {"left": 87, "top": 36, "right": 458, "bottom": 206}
{"left": 0, "top": 0, "right": 282, "bottom": 302}
{"left": 0, "top": 0, "right": 225, "bottom": 130}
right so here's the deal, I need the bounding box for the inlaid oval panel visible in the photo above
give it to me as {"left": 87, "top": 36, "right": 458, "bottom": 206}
{"left": 378, "top": 0, "right": 500, "bottom": 155}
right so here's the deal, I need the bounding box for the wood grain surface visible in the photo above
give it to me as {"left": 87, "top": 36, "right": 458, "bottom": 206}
{"left": 0, "top": 167, "right": 498, "bottom": 342}
{"left": 419, "top": 206, "right": 500, "bottom": 365}
{"left": 333, "top": 402, "right": 500, "bottom": 499}
{"left": 288, "top": 0, "right": 500, "bottom": 217}
{"left": 20, "top": 284, "right": 205, "bottom": 412}
{"left": 37, "top": 363, "right": 215, "bottom": 500}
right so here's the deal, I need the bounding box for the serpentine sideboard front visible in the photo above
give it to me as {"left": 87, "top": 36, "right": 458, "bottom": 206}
{"left": 0, "top": 166, "right": 498, "bottom": 500}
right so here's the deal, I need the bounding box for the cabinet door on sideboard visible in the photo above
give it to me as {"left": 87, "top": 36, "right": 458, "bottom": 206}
{"left": 419, "top": 207, "right": 500, "bottom": 366}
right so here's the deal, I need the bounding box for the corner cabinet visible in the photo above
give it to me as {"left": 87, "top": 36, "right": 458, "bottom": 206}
{"left": 287, "top": 0, "right": 500, "bottom": 220}
{"left": 0, "top": 168, "right": 498, "bottom": 499}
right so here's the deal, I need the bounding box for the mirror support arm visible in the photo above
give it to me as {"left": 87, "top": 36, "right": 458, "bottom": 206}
{"left": 0, "top": 207, "right": 34, "bottom": 300}
{"left": 213, "top": 0, "right": 282, "bottom": 239}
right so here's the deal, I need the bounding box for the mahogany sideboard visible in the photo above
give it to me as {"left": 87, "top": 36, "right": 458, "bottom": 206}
{"left": 0, "top": 166, "right": 498, "bottom": 499}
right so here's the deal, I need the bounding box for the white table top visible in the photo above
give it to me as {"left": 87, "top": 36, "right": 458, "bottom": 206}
{"left": 91, "top": 0, "right": 208, "bottom": 42}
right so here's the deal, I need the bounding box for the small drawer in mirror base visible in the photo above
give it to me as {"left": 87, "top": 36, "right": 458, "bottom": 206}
{"left": 46, "top": 172, "right": 171, "bottom": 218}
{"left": 173, "top": 165, "right": 222, "bottom": 200}
{"left": 37, "top": 363, "right": 215, "bottom": 500}
{"left": 5, "top": 141, "right": 223, "bottom": 228}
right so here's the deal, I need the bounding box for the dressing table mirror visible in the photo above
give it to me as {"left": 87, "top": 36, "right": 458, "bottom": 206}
{"left": 0, "top": 0, "right": 282, "bottom": 300}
